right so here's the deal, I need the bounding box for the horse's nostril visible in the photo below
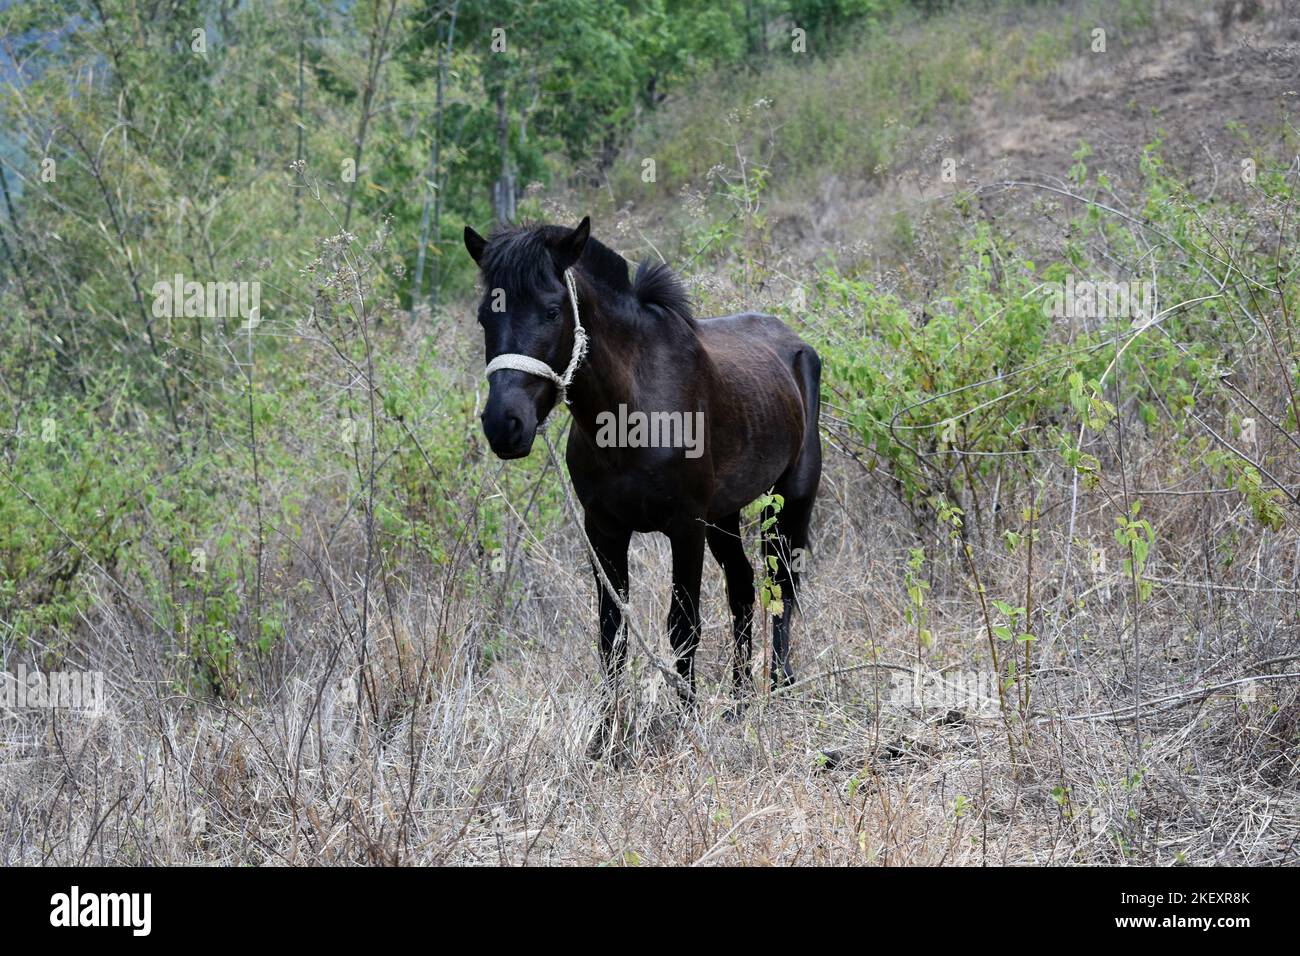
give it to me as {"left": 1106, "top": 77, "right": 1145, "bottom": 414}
{"left": 505, "top": 414, "right": 523, "bottom": 441}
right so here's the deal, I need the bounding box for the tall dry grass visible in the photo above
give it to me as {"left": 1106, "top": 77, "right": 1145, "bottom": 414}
{"left": 3, "top": 398, "right": 1297, "bottom": 864}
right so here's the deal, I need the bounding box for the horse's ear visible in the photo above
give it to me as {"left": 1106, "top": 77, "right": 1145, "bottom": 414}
{"left": 464, "top": 225, "right": 487, "bottom": 265}
{"left": 552, "top": 216, "right": 590, "bottom": 271}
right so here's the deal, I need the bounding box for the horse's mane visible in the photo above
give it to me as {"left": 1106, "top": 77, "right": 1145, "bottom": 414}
{"left": 482, "top": 222, "right": 694, "bottom": 330}
{"left": 633, "top": 259, "right": 694, "bottom": 329}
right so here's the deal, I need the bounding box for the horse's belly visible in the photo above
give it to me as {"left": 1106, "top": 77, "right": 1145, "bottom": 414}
{"left": 571, "top": 457, "right": 704, "bottom": 534}
{"left": 704, "top": 374, "right": 806, "bottom": 517}
{"left": 707, "top": 453, "right": 792, "bottom": 519}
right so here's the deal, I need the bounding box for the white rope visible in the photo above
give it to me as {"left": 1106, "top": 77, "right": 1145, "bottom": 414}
{"left": 484, "top": 267, "right": 588, "bottom": 405}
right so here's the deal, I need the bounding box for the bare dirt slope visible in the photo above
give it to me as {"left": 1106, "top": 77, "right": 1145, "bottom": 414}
{"left": 777, "top": 0, "right": 1300, "bottom": 263}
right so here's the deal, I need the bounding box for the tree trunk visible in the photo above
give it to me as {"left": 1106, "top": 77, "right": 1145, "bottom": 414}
{"left": 413, "top": 0, "right": 458, "bottom": 313}
{"left": 293, "top": 1, "right": 307, "bottom": 222}
{"left": 343, "top": 0, "right": 399, "bottom": 231}
{"left": 492, "top": 86, "right": 515, "bottom": 225}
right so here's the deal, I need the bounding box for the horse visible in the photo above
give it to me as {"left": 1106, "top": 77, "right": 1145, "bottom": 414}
{"left": 464, "top": 216, "right": 822, "bottom": 719}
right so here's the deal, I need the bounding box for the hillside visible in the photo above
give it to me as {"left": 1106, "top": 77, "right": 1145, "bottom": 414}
{"left": 578, "top": 1, "right": 1296, "bottom": 276}
{"left": 1, "top": 0, "right": 1298, "bottom": 866}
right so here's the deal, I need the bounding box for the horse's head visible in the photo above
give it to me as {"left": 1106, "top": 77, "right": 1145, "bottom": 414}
{"left": 465, "top": 217, "right": 590, "bottom": 459}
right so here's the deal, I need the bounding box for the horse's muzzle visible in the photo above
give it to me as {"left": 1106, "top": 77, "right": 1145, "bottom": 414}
{"left": 481, "top": 373, "right": 541, "bottom": 459}
{"left": 482, "top": 413, "right": 536, "bottom": 459}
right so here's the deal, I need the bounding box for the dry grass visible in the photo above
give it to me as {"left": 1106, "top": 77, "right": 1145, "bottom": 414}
{"left": 3, "top": 416, "right": 1298, "bottom": 865}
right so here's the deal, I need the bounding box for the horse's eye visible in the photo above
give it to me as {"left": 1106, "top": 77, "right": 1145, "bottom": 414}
{"left": 546, "top": 305, "right": 561, "bottom": 321}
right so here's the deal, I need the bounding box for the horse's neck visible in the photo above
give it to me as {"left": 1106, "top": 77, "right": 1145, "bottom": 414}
{"left": 566, "top": 291, "right": 639, "bottom": 437}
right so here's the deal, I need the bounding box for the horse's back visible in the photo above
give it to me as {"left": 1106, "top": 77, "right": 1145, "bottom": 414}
{"left": 698, "top": 310, "right": 810, "bottom": 355}
{"left": 697, "top": 311, "right": 820, "bottom": 404}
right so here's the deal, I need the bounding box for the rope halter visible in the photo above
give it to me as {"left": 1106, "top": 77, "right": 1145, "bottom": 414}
{"left": 483, "top": 267, "right": 588, "bottom": 406}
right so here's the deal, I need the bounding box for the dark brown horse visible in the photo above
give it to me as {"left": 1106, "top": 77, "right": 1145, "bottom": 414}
{"left": 465, "top": 217, "right": 821, "bottom": 709}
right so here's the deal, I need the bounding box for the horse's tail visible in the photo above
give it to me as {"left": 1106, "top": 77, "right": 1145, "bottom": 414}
{"left": 793, "top": 343, "right": 822, "bottom": 441}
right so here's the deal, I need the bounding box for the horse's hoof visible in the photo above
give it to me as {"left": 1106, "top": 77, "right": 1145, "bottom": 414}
{"left": 815, "top": 749, "right": 844, "bottom": 771}
{"left": 722, "top": 700, "right": 748, "bottom": 723}
{"left": 670, "top": 696, "right": 699, "bottom": 724}
{"left": 770, "top": 670, "right": 795, "bottom": 692}
{"left": 585, "top": 720, "right": 613, "bottom": 761}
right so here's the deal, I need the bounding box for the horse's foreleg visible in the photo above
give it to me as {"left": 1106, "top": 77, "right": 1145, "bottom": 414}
{"left": 585, "top": 520, "right": 631, "bottom": 760}
{"left": 667, "top": 522, "right": 706, "bottom": 702}
{"left": 587, "top": 519, "right": 631, "bottom": 684}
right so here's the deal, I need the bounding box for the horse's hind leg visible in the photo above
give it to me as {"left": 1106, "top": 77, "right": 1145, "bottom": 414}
{"left": 764, "top": 346, "right": 822, "bottom": 690}
{"left": 706, "top": 511, "right": 755, "bottom": 701}
{"left": 761, "top": 491, "right": 814, "bottom": 688}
